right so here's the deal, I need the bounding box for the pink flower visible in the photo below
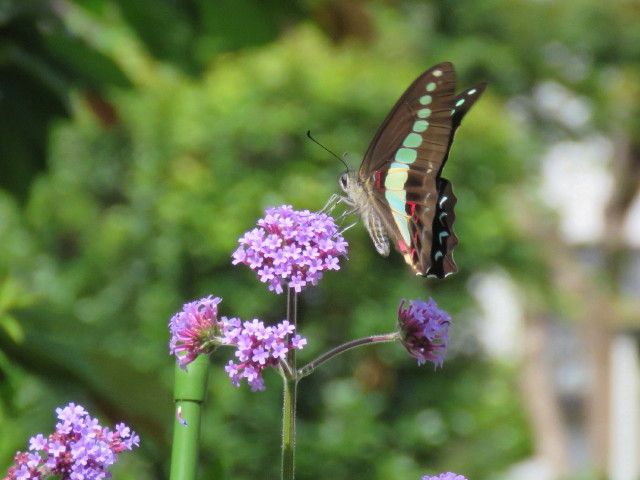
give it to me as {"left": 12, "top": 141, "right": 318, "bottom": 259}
{"left": 398, "top": 298, "right": 451, "bottom": 367}
{"left": 232, "top": 205, "right": 348, "bottom": 294}
{"left": 169, "top": 295, "right": 222, "bottom": 368}
{"left": 221, "top": 317, "right": 307, "bottom": 391}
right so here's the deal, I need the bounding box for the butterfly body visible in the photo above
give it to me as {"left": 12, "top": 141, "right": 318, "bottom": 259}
{"left": 339, "top": 62, "right": 485, "bottom": 278}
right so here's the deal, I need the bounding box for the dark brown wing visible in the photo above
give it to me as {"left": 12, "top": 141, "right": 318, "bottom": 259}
{"left": 439, "top": 82, "right": 487, "bottom": 175}
{"left": 359, "top": 62, "right": 456, "bottom": 177}
{"left": 425, "top": 178, "right": 458, "bottom": 277}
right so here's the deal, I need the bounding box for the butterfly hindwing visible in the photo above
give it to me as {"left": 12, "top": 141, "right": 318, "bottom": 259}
{"left": 427, "top": 178, "right": 458, "bottom": 277}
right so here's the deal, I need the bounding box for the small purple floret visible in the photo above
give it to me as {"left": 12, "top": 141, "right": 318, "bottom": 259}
{"left": 221, "top": 317, "right": 307, "bottom": 391}
{"left": 398, "top": 298, "right": 451, "bottom": 367}
{"left": 422, "top": 473, "right": 468, "bottom": 480}
{"left": 3, "top": 403, "right": 139, "bottom": 480}
{"left": 232, "top": 205, "right": 348, "bottom": 294}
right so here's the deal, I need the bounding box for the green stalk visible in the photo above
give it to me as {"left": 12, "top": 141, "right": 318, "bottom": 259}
{"left": 297, "top": 332, "right": 400, "bottom": 379}
{"left": 281, "top": 287, "right": 298, "bottom": 480}
{"left": 170, "top": 354, "right": 210, "bottom": 480}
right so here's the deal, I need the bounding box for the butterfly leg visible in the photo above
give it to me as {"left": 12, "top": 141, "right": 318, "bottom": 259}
{"left": 339, "top": 221, "right": 358, "bottom": 235}
{"left": 335, "top": 209, "right": 351, "bottom": 221}
{"left": 319, "top": 193, "right": 343, "bottom": 213}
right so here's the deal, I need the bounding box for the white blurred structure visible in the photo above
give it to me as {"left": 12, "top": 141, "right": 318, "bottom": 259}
{"left": 540, "top": 138, "right": 614, "bottom": 245}
{"left": 609, "top": 334, "right": 640, "bottom": 480}
{"left": 471, "top": 126, "right": 640, "bottom": 479}
{"left": 470, "top": 270, "right": 524, "bottom": 361}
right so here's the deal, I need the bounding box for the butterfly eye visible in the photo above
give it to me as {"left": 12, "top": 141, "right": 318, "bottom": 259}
{"left": 339, "top": 173, "right": 349, "bottom": 190}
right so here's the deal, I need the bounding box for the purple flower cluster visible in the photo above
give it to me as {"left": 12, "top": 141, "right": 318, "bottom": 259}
{"left": 222, "top": 318, "right": 307, "bottom": 391}
{"left": 232, "top": 205, "right": 348, "bottom": 294}
{"left": 422, "top": 474, "right": 468, "bottom": 480}
{"left": 398, "top": 298, "right": 451, "bottom": 367}
{"left": 3, "top": 403, "right": 139, "bottom": 480}
{"left": 167, "top": 295, "right": 308, "bottom": 390}
{"left": 169, "top": 295, "right": 221, "bottom": 368}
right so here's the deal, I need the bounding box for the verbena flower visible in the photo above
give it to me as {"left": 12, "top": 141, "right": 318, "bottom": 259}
{"left": 3, "top": 403, "right": 139, "bottom": 480}
{"left": 398, "top": 298, "right": 451, "bottom": 367}
{"left": 169, "top": 295, "right": 222, "bottom": 368}
{"left": 232, "top": 205, "right": 348, "bottom": 294}
{"left": 221, "top": 317, "right": 307, "bottom": 391}
{"left": 421, "top": 473, "right": 468, "bottom": 480}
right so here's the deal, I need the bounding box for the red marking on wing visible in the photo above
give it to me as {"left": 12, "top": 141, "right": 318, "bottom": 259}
{"left": 406, "top": 201, "right": 418, "bottom": 217}
{"left": 374, "top": 170, "right": 385, "bottom": 191}
{"left": 397, "top": 238, "right": 410, "bottom": 254}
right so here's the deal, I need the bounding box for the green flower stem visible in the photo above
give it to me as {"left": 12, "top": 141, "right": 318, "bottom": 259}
{"left": 170, "top": 355, "right": 210, "bottom": 480}
{"left": 297, "top": 332, "right": 400, "bottom": 379}
{"left": 281, "top": 287, "right": 298, "bottom": 480}
{"left": 281, "top": 377, "right": 297, "bottom": 480}
{"left": 279, "top": 358, "right": 295, "bottom": 380}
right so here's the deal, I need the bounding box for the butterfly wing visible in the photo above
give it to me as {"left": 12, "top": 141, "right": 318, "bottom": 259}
{"left": 359, "top": 64, "right": 485, "bottom": 277}
{"left": 427, "top": 82, "right": 487, "bottom": 277}
{"left": 358, "top": 63, "right": 456, "bottom": 276}
{"left": 440, "top": 82, "right": 487, "bottom": 174}
{"left": 359, "top": 62, "right": 456, "bottom": 176}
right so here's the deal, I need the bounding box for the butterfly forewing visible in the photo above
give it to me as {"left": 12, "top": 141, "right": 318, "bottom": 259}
{"left": 439, "top": 82, "right": 487, "bottom": 173}
{"left": 359, "top": 62, "right": 456, "bottom": 176}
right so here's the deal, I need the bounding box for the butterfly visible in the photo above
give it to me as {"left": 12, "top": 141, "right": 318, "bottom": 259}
{"left": 337, "top": 62, "right": 485, "bottom": 277}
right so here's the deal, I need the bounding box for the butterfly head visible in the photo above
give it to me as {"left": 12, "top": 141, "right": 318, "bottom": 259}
{"left": 338, "top": 171, "right": 362, "bottom": 199}
{"left": 338, "top": 170, "right": 369, "bottom": 215}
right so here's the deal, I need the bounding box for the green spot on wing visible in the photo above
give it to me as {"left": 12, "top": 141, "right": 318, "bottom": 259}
{"left": 403, "top": 133, "right": 422, "bottom": 148}
{"left": 456, "top": 99, "right": 465, "bottom": 107}
{"left": 413, "top": 120, "right": 428, "bottom": 132}
{"left": 385, "top": 190, "right": 407, "bottom": 213}
{"left": 419, "top": 95, "right": 432, "bottom": 105}
{"left": 392, "top": 211, "right": 411, "bottom": 244}
{"left": 389, "top": 161, "right": 409, "bottom": 171}
{"left": 395, "top": 148, "right": 417, "bottom": 163}
{"left": 426, "top": 82, "right": 436, "bottom": 92}
{"left": 418, "top": 108, "right": 432, "bottom": 119}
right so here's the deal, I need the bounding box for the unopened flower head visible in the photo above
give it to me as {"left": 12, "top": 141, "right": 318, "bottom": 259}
{"left": 3, "top": 402, "right": 139, "bottom": 480}
{"left": 422, "top": 474, "right": 468, "bottom": 480}
{"left": 221, "top": 317, "right": 307, "bottom": 391}
{"left": 232, "top": 205, "right": 348, "bottom": 294}
{"left": 169, "top": 295, "right": 222, "bottom": 368}
{"left": 398, "top": 298, "right": 451, "bottom": 367}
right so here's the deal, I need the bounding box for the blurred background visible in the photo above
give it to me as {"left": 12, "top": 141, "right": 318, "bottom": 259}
{"left": 1, "top": 0, "right": 639, "bottom": 479}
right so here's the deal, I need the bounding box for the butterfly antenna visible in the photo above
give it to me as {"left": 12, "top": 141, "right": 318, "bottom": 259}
{"left": 306, "top": 130, "right": 351, "bottom": 172}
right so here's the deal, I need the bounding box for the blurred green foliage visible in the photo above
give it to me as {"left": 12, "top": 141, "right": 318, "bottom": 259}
{"left": 1, "top": 0, "right": 639, "bottom": 479}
